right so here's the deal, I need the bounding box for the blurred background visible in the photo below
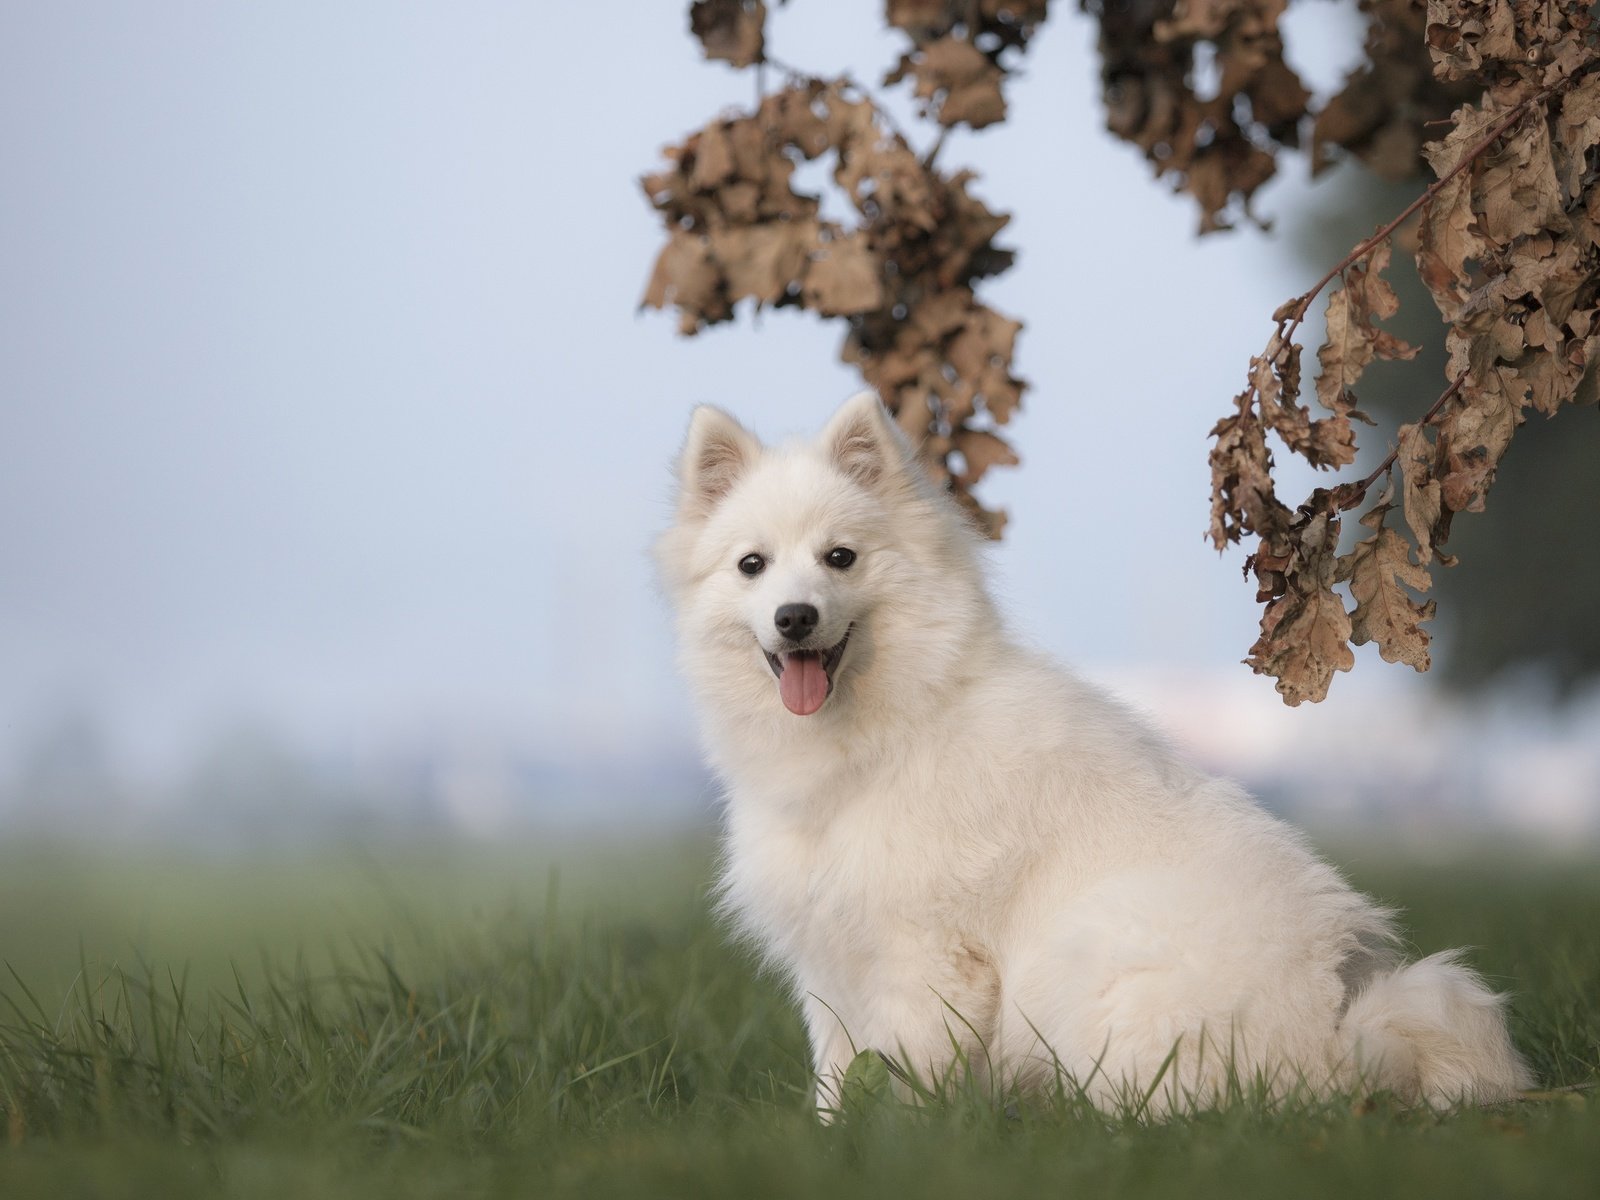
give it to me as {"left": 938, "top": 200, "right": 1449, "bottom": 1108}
{"left": 2, "top": 0, "right": 1597, "bottom": 860}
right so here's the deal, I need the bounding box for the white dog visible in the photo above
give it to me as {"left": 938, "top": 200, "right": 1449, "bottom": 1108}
{"left": 658, "top": 392, "right": 1532, "bottom": 1114}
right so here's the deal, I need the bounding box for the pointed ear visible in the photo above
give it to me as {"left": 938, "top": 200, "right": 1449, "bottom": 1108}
{"left": 677, "top": 405, "right": 761, "bottom": 518}
{"left": 820, "top": 391, "right": 909, "bottom": 490}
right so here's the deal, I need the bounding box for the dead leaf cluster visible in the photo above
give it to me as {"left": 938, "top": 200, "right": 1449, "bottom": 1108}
{"left": 640, "top": 79, "right": 1025, "bottom": 534}
{"left": 1085, "top": 0, "right": 1496, "bottom": 226}
{"left": 1411, "top": 73, "right": 1600, "bottom": 547}
{"left": 1208, "top": 5, "right": 1599, "bottom": 703}
{"left": 1083, "top": 0, "right": 1309, "bottom": 232}
{"left": 1425, "top": 0, "right": 1595, "bottom": 87}
{"left": 657, "top": 1, "right": 1599, "bottom": 701}
{"left": 1313, "top": 0, "right": 1480, "bottom": 181}
{"left": 882, "top": 1, "right": 1050, "bottom": 131}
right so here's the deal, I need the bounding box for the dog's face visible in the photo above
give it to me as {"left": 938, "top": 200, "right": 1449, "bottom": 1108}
{"left": 696, "top": 448, "right": 886, "bottom": 717}
{"left": 661, "top": 393, "right": 927, "bottom": 719}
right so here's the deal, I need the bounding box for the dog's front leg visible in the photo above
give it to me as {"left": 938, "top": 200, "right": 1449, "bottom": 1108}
{"left": 803, "top": 994, "right": 861, "bottom": 1118}
{"left": 803, "top": 986, "right": 989, "bottom": 1115}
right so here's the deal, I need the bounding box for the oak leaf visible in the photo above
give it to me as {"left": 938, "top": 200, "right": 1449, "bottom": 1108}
{"left": 757, "top": 85, "right": 833, "bottom": 159}
{"left": 802, "top": 232, "right": 885, "bottom": 316}
{"left": 688, "top": 0, "right": 766, "bottom": 69}
{"left": 951, "top": 428, "right": 1019, "bottom": 486}
{"left": 1473, "top": 119, "right": 1566, "bottom": 245}
{"left": 641, "top": 232, "right": 727, "bottom": 332}
{"left": 887, "top": 36, "right": 1007, "bottom": 130}
{"left": 1315, "top": 241, "right": 1420, "bottom": 415}
{"left": 709, "top": 221, "right": 817, "bottom": 306}
{"left": 884, "top": 0, "right": 952, "bottom": 40}
{"left": 1553, "top": 73, "right": 1600, "bottom": 199}
{"left": 1339, "top": 516, "right": 1435, "bottom": 672}
{"left": 688, "top": 121, "right": 737, "bottom": 191}
{"left": 1437, "top": 438, "right": 1495, "bottom": 512}
{"left": 1208, "top": 402, "right": 1289, "bottom": 549}
{"left": 1424, "top": 0, "right": 1519, "bottom": 82}
{"left": 1416, "top": 170, "right": 1486, "bottom": 321}
{"left": 1441, "top": 366, "right": 1521, "bottom": 464}
{"left": 1246, "top": 512, "right": 1354, "bottom": 706}
{"left": 1396, "top": 423, "right": 1445, "bottom": 564}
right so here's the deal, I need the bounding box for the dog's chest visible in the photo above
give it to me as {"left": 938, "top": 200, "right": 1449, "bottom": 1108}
{"left": 725, "top": 792, "right": 966, "bottom": 972}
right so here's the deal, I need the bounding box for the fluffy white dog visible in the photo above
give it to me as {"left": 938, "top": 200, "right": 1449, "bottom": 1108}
{"left": 658, "top": 392, "right": 1532, "bottom": 1115}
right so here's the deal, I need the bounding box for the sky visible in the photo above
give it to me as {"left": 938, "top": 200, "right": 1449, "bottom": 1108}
{"left": 1, "top": 3, "right": 1594, "bottom": 836}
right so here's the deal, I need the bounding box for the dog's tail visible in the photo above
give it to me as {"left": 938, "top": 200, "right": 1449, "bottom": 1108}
{"left": 1337, "top": 950, "right": 1533, "bottom": 1104}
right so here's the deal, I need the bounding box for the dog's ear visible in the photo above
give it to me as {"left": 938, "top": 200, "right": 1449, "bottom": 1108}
{"left": 678, "top": 405, "right": 761, "bottom": 518}
{"left": 821, "top": 391, "right": 910, "bottom": 490}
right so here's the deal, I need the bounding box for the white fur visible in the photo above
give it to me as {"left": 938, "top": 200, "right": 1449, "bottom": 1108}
{"left": 658, "top": 392, "right": 1533, "bottom": 1115}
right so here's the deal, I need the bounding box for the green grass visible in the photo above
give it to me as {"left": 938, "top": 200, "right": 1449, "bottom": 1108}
{"left": 1, "top": 838, "right": 1596, "bottom": 1198}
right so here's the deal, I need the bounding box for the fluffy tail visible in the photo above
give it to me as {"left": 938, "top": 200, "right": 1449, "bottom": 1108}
{"left": 1338, "top": 950, "right": 1534, "bottom": 1104}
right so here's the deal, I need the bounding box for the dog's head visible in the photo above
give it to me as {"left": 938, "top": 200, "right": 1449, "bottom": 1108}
{"left": 659, "top": 392, "right": 988, "bottom": 723}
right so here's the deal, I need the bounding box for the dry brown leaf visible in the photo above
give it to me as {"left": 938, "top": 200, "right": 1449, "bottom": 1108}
{"left": 1416, "top": 170, "right": 1487, "bottom": 321}
{"left": 1208, "top": 401, "right": 1289, "bottom": 549}
{"left": 887, "top": 36, "right": 1008, "bottom": 130}
{"left": 1317, "top": 288, "right": 1370, "bottom": 411}
{"left": 1246, "top": 513, "right": 1354, "bottom": 706}
{"left": 952, "top": 427, "right": 1019, "bottom": 486}
{"left": 689, "top": 0, "right": 766, "bottom": 69}
{"left": 1422, "top": 99, "right": 1509, "bottom": 176}
{"left": 1339, "top": 519, "right": 1435, "bottom": 671}
{"left": 1316, "top": 241, "right": 1421, "bottom": 415}
{"left": 1424, "top": 0, "right": 1519, "bottom": 82}
{"left": 1396, "top": 422, "right": 1444, "bottom": 564}
{"left": 1501, "top": 238, "right": 1589, "bottom": 327}
{"left": 1473, "top": 118, "right": 1567, "bottom": 245}
{"left": 1442, "top": 368, "right": 1521, "bottom": 461}
{"left": 884, "top": 0, "right": 953, "bottom": 39}
{"left": 1255, "top": 339, "right": 1359, "bottom": 470}
{"left": 708, "top": 221, "right": 817, "bottom": 306}
{"left": 757, "top": 84, "right": 833, "bottom": 159}
{"left": 1437, "top": 437, "right": 1495, "bottom": 512}
{"left": 886, "top": 0, "right": 1051, "bottom": 51}
{"left": 1515, "top": 345, "right": 1583, "bottom": 416}
{"left": 641, "top": 232, "right": 727, "bottom": 332}
{"left": 1553, "top": 73, "right": 1600, "bottom": 198}
{"left": 688, "top": 122, "right": 737, "bottom": 191}
{"left": 1575, "top": 333, "right": 1600, "bottom": 406}
{"left": 803, "top": 232, "right": 885, "bottom": 316}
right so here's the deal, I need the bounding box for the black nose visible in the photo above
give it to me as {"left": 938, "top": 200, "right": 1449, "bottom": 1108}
{"left": 774, "top": 603, "right": 819, "bottom": 642}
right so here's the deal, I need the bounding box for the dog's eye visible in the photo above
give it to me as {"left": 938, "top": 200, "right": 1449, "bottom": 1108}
{"left": 738, "top": 553, "right": 766, "bottom": 576}
{"left": 825, "top": 547, "right": 856, "bottom": 570}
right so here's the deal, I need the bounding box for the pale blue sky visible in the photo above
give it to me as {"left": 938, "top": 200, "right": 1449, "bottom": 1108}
{"left": 2, "top": 2, "right": 1437, "bottom": 786}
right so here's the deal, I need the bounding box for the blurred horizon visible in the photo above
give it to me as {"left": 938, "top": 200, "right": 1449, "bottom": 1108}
{"left": 5, "top": 664, "right": 1597, "bottom": 848}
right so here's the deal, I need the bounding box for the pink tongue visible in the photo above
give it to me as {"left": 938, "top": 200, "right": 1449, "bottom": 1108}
{"left": 778, "top": 654, "right": 829, "bottom": 716}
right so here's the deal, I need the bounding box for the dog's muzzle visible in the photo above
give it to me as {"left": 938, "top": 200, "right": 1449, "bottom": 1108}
{"left": 764, "top": 626, "right": 852, "bottom": 716}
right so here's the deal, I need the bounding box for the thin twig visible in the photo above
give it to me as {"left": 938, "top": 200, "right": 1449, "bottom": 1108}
{"left": 758, "top": 52, "right": 808, "bottom": 81}
{"left": 1331, "top": 373, "right": 1468, "bottom": 513}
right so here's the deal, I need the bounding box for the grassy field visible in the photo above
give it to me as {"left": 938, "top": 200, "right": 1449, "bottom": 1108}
{"left": 0, "top": 836, "right": 1596, "bottom": 1198}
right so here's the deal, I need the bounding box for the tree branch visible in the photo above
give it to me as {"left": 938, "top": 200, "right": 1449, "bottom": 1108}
{"left": 1329, "top": 373, "right": 1468, "bottom": 514}
{"left": 1279, "top": 74, "right": 1578, "bottom": 348}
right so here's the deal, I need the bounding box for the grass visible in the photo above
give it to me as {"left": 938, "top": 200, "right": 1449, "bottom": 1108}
{"left": 0, "top": 836, "right": 1596, "bottom": 1198}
